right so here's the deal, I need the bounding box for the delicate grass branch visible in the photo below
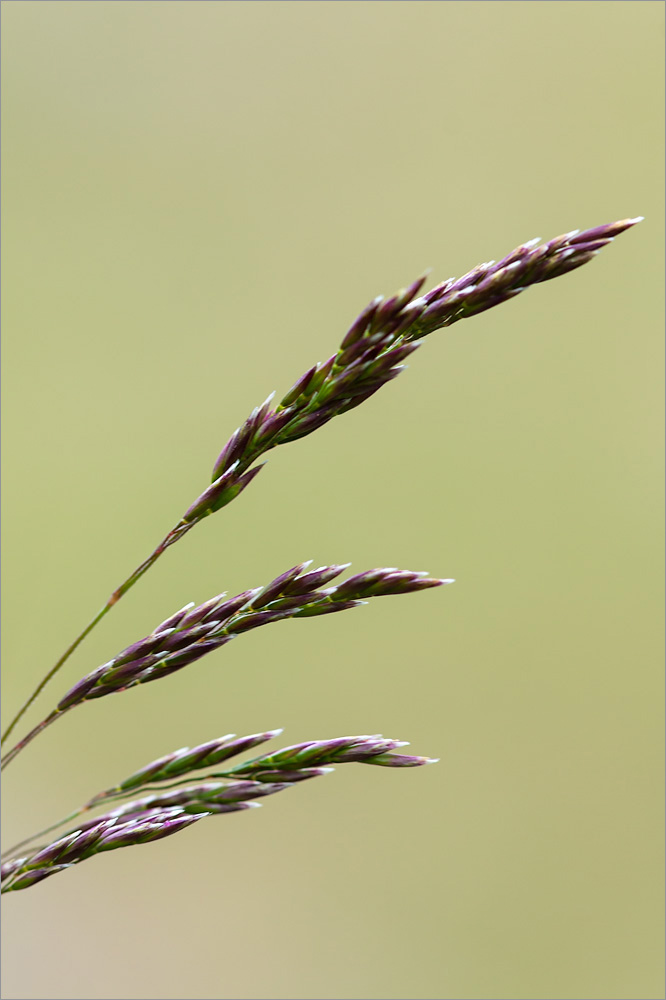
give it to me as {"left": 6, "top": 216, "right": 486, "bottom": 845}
{"left": 1, "top": 564, "right": 450, "bottom": 769}
{"left": 1, "top": 217, "right": 641, "bottom": 748}
{"left": 1, "top": 732, "right": 435, "bottom": 892}
{"left": 3, "top": 216, "right": 641, "bottom": 896}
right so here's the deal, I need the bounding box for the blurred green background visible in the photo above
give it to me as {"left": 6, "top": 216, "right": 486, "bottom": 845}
{"left": 1, "top": 2, "right": 663, "bottom": 998}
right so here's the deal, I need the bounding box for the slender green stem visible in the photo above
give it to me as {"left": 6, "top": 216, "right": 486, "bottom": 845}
{"left": 0, "top": 606, "right": 111, "bottom": 748}
{"left": 0, "top": 709, "right": 66, "bottom": 770}
{"left": 0, "top": 779, "right": 140, "bottom": 860}
{"left": 1, "top": 786, "right": 166, "bottom": 860}
{"left": 0, "top": 783, "right": 163, "bottom": 861}
{"left": 1, "top": 762, "right": 306, "bottom": 857}
{"left": 0, "top": 771, "right": 259, "bottom": 863}
{"left": 0, "top": 777, "right": 206, "bottom": 860}
{"left": 1, "top": 807, "right": 91, "bottom": 861}
{"left": 0, "top": 519, "right": 194, "bottom": 748}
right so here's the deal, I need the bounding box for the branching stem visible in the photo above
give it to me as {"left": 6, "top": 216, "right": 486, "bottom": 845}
{"left": 0, "top": 520, "right": 194, "bottom": 747}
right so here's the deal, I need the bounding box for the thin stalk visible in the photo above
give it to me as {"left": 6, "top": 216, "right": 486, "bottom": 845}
{"left": 1, "top": 812, "right": 87, "bottom": 861}
{"left": 0, "top": 784, "right": 152, "bottom": 861}
{"left": 0, "top": 520, "right": 193, "bottom": 747}
{"left": 1, "top": 708, "right": 68, "bottom": 770}
{"left": 0, "top": 778, "right": 217, "bottom": 860}
{"left": 0, "top": 772, "right": 241, "bottom": 860}
{"left": 1, "top": 608, "right": 109, "bottom": 749}
{"left": 0, "top": 780, "right": 191, "bottom": 859}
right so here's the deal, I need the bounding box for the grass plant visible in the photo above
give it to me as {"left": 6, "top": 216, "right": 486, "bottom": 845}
{"left": 1, "top": 218, "right": 641, "bottom": 891}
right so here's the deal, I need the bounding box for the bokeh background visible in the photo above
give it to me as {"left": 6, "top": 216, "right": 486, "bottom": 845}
{"left": 1, "top": 3, "right": 663, "bottom": 999}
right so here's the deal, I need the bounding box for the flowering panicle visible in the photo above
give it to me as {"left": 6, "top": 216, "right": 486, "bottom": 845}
{"left": 0, "top": 216, "right": 640, "bottom": 751}
{"left": 1, "top": 732, "right": 436, "bottom": 892}
{"left": 1, "top": 565, "right": 450, "bottom": 768}
{"left": 1, "top": 217, "right": 641, "bottom": 894}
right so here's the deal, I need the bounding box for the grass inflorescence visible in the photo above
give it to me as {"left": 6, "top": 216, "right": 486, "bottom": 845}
{"left": 1, "top": 218, "right": 641, "bottom": 891}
